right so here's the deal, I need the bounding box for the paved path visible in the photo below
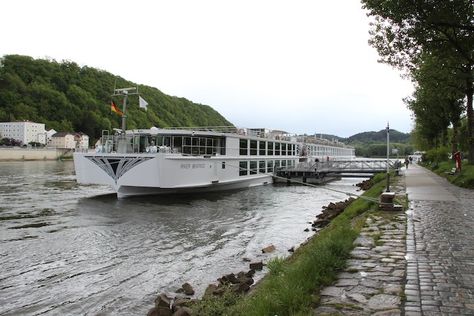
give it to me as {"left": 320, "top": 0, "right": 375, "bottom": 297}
{"left": 404, "top": 164, "right": 474, "bottom": 315}
{"left": 314, "top": 181, "right": 407, "bottom": 315}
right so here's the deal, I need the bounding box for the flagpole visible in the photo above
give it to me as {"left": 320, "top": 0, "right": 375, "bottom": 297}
{"left": 112, "top": 87, "right": 138, "bottom": 133}
{"left": 121, "top": 91, "right": 128, "bottom": 133}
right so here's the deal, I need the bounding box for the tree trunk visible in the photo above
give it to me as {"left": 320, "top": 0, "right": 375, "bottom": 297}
{"left": 466, "top": 72, "right": 474, "bottom": 164}
{"left": 451, "top": 123, "right": 459, "bottom": 156}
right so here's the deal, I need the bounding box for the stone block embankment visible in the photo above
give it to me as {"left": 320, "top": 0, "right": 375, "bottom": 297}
{"left": 0, "top": 148, "right": 68, "bottom": 161}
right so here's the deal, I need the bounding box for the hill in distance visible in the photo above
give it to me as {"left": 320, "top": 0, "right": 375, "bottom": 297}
{"left": 315, "top": 130, "right": 410, "bottom": 144}
{"left": 343, "top": 129, "right": 412, "bottom": 157}
{"left": 0, "top": 54, "right": 232, "bottom": 142}
{"left": 345, "top": 129, "right": 411, "bottom": 144}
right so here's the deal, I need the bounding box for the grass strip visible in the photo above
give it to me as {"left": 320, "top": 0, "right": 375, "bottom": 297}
{"left": 193, "top": 173, "right": 387, "bottom": 315}
{"left": 422, "top": 161, "right": 474, "bottom": 189}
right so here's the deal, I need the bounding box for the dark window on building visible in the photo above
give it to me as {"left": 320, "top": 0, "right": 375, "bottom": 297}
{"left": 239, "top": 161, "right": 248, "bottom": 176}
{"left": 222, "top": 161, "right": 226, "bottom": 169}
{"left": 259, "top": 161, "right": 265, "bottom": 173}
{"left": 250, "top": 140, "right": 257, "bottom": 155}
{"left": 267, "top": 160, "right": 274, "bottom": 173}
{"left": 250, "top": 161, "right": 257, "bottom": 175}
{"left": 184, "top": 137, "right": 191, "bottom": 146}
{"left": 275, "top": 143, "right": 280, "bottom": 156}
{"left": 259, "top": 141, "right": 266, "bottom": 155}
{"left": 240, "top": 139, "right": 248, "bottom": 155}
{"left": 267, "top": 142, "right": 274, "bottom": 155}
{"left": 172, "top": 136, "right": 182, "bottom": 152}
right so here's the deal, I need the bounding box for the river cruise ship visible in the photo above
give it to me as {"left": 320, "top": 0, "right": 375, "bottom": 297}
{"left": 73, "top": 127, "right": 355, "bottom": 198}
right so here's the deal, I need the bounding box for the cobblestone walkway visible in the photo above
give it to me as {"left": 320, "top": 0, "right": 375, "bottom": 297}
{"left": 314, "top": 201, "right": 407, "bottom": 314}
{"left": 404, "top": 165, "right": 474, "bottom": 315}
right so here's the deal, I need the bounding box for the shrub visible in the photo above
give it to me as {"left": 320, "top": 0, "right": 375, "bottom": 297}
{"left": 424, "top": 146, "right": 450, "bottom": 164}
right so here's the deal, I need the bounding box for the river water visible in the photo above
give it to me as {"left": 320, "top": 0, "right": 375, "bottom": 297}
{"left": 0, "top": 161, "right": 362, "bottom": 315}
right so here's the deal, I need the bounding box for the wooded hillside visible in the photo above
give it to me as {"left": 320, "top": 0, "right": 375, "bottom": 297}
{"left": 344, "top": 129, "right": 412, "bottom": 157}
{"left": 0, "top": 55, "right": 233, "bottom": 142}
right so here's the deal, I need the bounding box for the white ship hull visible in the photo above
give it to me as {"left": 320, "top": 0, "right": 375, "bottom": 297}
{"left": 74, "top": 152, "right": 273, "bottom": 198}
{"left": 73, "top": 127, "right": 355, "bottom": 198}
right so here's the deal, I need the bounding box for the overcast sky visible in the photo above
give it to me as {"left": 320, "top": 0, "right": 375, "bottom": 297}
{"left": 1, "top": 0, "right": 413, "bottom": 137}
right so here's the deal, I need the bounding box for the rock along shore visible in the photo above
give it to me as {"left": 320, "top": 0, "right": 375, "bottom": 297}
{"left": 146, "top": 182, "right": 367, "bottom": 316}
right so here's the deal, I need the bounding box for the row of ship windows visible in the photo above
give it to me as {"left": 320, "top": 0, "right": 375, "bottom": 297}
{"left": 307, "top": 148, "right": 353, "bottom": 156}
{"left": 140, "top": 135, "right": 226, "bottom": 155}
{"left": 238, "top": 139, "right": 353, "bottom": 156}
{"left": 239, "top": 139, "right": 297, "bottom": 156}
{"left": 238, "top": 160, "right": 296, "bottom": 176}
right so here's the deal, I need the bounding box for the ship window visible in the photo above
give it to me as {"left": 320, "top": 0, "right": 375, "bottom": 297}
{"left": 183, "top": 146, "right": 191, "bottom": 154}
{"left": 250, "top": 140, "right": 257, "bottom": 155}
{"left": 239, "top": 161, "right": 248, "bottom": 176}
{"left": 206, "top": 138, "right": 213, "bottom": 146}
{"left": 192, "top": 137, "right": 198, "bottom": 146}
{"left": 287, "top": 160, "right": 292, "bottom": 167}
{"left": 250, "top": 161, "right": 257, "bottom": 175}
{"left": 164, "top": 137, "right": 171, "bottom": 147}
{"left": 156, "top": 136, "right": 164, "bottom": 146}
{"left": 267, "top": 160, "right": 274, "bottom": 173}
{"left": 184, "top": 137, "right": 191, "bottom": 146}
{"left": 275, "top": 143, "right": 280, "bottom": 156}
{"left": 275, "top": 160, "right": 280, "bottom": 168}
{"left": 281, "top": 160, "right": 287, "bottom": 167}
{"left": 259, "top": 141, "right": 266, "bottom": 155}
{"left": 267, "top": 142, "right": 274, "bottom": 155}
{"left": 239, "top": 139, "right": 248, "bottom": 155}
{"left": 219, "top": 138, "right": 226, "bottom": 155}
{"left": 259, "top": 161, "right": 265, "bottom": 173}
{"left": 172, "top": 136, "right": 182, "bottom": 153}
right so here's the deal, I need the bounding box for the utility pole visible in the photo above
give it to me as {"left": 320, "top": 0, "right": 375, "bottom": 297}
{"left": 386, "top": 122, "right": 390, "bottom": 192}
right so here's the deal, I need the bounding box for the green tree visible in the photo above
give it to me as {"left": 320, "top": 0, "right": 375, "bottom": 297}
{"left": 362, "top": 0, "right": 474, "bottom": 162}
{"left": 404, "top": 53, "right": 464, "bottom": 152}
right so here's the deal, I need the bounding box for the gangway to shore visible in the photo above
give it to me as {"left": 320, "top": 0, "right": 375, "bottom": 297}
{"left": 274, "top": 159, "right": 396, "bottom": 184}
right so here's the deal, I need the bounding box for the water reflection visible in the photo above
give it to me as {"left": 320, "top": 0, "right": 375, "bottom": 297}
{"left": 0, "top": 161, "right": 363, "bottom": 315}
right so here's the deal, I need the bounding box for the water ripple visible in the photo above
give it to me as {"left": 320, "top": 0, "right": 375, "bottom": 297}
{"left": 0, "top": 160, "right": 363, "bottom": 315}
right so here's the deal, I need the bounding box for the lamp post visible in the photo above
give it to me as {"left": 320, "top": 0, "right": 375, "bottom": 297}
{"left": 386, "top": 122, "right": 390, "bottom": 192}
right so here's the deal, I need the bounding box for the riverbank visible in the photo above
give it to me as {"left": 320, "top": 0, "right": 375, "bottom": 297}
{"left": 0, "top": 148, "right": 73, "bottom": 161}
{"left": 147, "top": 174, "right": 389, "bottom": 315}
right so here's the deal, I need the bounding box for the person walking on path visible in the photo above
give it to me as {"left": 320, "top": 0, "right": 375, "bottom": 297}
{"left": 404, "top": 164, "right": 474, "bottom": 315}
{"left": 404, "top": 157, "right": 410, "bottom": 169}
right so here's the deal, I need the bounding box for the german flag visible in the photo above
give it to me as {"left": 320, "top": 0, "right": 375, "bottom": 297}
{"left": 111, "top": 101, "right": 123, "bottom": 116}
